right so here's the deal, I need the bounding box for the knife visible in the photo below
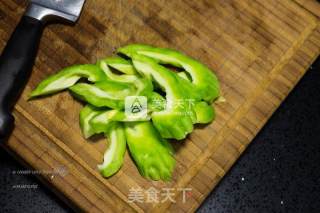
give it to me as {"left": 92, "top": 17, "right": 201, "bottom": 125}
{"left": 0, "top": 0, "right": 86, "bottom": 140}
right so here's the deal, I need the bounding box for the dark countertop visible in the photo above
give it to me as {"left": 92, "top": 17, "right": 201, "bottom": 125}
{"left": 0, "top": 57, "right": 319, "bottom": 212}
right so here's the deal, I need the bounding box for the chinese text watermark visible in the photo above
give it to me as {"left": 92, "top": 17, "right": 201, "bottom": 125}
{"left": 127, "top": 187, "right": 192, "bottom": 203}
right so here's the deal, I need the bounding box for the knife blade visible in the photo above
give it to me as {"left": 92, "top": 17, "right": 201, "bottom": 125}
{"left": 26, "top": 0, "right": 86, "bottom": 22}
{"left": 0, "top": 0, "right": 86, "bottom": 140}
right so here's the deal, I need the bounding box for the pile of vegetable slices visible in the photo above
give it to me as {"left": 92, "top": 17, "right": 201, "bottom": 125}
{"left": 30, "top": 44, "right": 220, "bottom": 181}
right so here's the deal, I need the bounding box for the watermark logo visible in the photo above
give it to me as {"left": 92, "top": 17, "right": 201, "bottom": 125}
{"left": 12, "top": 184, "right": 38, "bottom": 189}
{"left": 125, "top": 96, "right": 198, "bottom": 118}
{"left": 127, "top": 187, "right": 192, "bottom": 203}
{"left": 11, "top": 166, "right": 68, "bottom": 177}
{"left": 10, "top": 166, "right": 68, "bottom": 190}
{"left": 125, "top": 96, "right": 148, "bottom": 119}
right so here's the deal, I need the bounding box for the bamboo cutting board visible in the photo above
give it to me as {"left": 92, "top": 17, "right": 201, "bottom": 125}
{"left": 1, "top": 0, "right": 320, "bottom": 212}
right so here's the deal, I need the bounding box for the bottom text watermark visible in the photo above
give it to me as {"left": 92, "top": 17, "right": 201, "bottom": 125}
{"left": 127, "top": 187, "right": 192, "bottom": 203}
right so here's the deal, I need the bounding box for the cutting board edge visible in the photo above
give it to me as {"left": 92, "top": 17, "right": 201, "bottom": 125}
{"left": 5, "top": 29, "right": 319, "bottom": 213}
{"left": 193, "top": 52, "right": 320, "bottom": 213}
{"left": 190, "top": 28, "right": 320, "bottom": 213}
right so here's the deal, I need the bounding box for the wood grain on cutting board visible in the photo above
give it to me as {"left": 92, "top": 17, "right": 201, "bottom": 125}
{"left": 0, "top": 0, "right": 320, "bottom": 212}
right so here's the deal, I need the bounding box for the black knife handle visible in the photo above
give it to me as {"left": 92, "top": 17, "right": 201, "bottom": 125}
{"left": 0, "top": 16, "right": 45, "bottom": 140}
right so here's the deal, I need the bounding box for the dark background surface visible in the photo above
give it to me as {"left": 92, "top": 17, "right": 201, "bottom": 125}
{"left": 0, "top": 57, "right": 319, "bottom": 212}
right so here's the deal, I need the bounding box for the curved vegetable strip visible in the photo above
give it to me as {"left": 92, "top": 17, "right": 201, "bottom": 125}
{"left": 194, "top": 102, "right": 215, "bottom": 124}
{"left": 79, "top": 105, "right": 104, "bottom": 139}
{"left": 102, "top": 57, "right": 137, "bottom": 75}
{"left": 176, "top": 75, "right": 202, "bottom": 102}
{"left": 90, "top": 110, "right": 119, "bottom": 135}
{"left": 118, "top": 44, "right": 220, "bottom": 102}
{"left": 98, "top": 122, "right": 126, "bottom": 177}
{"left": 69, "top": 81, "right": 133, "bottom": 109}
{"left": 90, "top": 109, "right": 150, "bottom": 135}
{"left": 177, "top": 71, "right": 191, "bottom": 81}
{"left": 134, "top": 77, "right": 154, "bottom": 98}
{"left": 97, "top": 59, "right": 137, "bottom": 83}
{"left": 97, "top": 58, "right": 153, "bottom": 98}
{"left": 176, "top": 72, "right": 216, "bottom": 124}
{"left": 176, "top": 71, "right": 216, "bottom": 124}
{"left": 130, "top": 54, "right": 194, "bottom": 140}
{"left": 124, "top": 121, "right": 175, "bottom": 181}
{"left": 30, "top": 64, "right": 106, "bottom": 98}
{"left": 94, "top": 79, "right": 136, "bottom": 94}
